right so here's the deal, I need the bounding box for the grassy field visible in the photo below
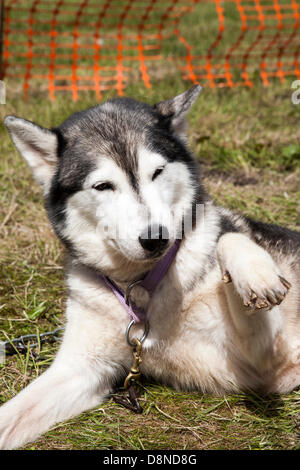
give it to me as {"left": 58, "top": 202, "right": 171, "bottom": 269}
{"left": 0, "top": 1, "right": 300, "bottom": 452}
{"left": 0, "top": 80, "right": 299, "bottom": 451}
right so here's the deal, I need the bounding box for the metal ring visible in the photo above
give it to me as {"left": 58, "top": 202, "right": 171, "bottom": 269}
{"left": 125, "top": 279, "right": 143, "bottom": 306}
{"left": 125, "top": 319, "right": 149, "bottom": 347}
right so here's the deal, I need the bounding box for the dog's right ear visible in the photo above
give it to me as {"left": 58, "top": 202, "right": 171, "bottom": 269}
{"left": 4, "top": 116, "right": 58, "bottom": 187}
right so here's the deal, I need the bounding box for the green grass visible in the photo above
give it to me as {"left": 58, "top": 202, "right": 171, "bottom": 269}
{"left": 0, "top": 1, "right": 300, "bottom": 451}
{"left": 0, "top": 80, "right": 299, "bottom": 450}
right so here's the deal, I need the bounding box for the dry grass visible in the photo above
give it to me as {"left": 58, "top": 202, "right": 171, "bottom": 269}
{"left": 0, "top": 81, "right": 299, "bottom": 450}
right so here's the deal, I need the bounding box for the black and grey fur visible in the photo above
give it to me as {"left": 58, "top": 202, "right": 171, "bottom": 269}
{"left": 1, "top": 86, "right": 299, "bottom": 449}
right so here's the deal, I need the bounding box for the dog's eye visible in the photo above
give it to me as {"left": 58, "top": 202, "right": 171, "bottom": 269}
{"left": 152, "top": 167, "right": 164, "bottom": 181}
{"left": 93, "top": 182, "right": 114, "bottom": 191}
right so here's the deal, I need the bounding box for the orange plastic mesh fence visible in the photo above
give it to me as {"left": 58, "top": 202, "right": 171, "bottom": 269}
{"left": 2, "top": 0, "right": 300, "bottom": 100}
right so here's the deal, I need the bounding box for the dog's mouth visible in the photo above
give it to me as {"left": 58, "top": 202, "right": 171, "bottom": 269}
{"left": 108, "top": 237, "right": 170, "bottom": 264}
{"left": 144, "top": 244, "right": 170, "bottom": 260}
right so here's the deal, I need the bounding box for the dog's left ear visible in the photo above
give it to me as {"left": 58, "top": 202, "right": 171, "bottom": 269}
{"left": 153, "top": 84, "right": 202, "bottom": 139}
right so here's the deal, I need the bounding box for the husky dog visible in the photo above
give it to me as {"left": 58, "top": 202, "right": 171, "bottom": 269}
{"left": 1, "top": 86, "right": 300, "bottom": 449}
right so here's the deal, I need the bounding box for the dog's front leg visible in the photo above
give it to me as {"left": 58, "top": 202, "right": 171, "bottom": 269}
{"left": 0, "top": 344, "right": 119, "bottom": 450}
{"left": 216, "top": 233, "right": 291, "bottom": 370}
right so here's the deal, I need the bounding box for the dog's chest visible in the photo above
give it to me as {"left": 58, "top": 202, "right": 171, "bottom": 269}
{"left": 142, "top": 268, "right": 228, "bottom": 355}
{"left": 141, "top": 276, "right": 231, "bottom": 389}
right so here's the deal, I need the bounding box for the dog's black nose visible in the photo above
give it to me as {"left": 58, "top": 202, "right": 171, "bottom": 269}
{"left": 139, "top": 225, "right": 169, "bottom": 253}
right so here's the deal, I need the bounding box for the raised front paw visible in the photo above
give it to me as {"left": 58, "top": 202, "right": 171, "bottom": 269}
{"left": 217, "top": 232, "right": 292, "bottom": 313}
{"left": 222, "top": 270, "right": 291, "bottom": 312}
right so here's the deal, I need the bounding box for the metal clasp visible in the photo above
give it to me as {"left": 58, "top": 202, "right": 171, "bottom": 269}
{"left": 112, "top": 325, "right": 148, "bottom": 414}
{"left": 124, "top": 321, "right": 149, "bottom": 388}
{"left": 112, "top": 281, "right": 150, "bottom": 413}
{"left": 124, "top": 338, "right": 142, "bottom": 389}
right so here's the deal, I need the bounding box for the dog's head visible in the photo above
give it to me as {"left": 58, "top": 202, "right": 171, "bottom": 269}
{"left": 5, "top": 86, "right": 204, "bottom": 278}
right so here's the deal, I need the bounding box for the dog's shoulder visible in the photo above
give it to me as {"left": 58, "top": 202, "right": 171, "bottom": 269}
{"left": 215, "top": 205, "right": 300, "bottom": 257}
{"left": 244, "top": 217, "right": 300, "bottom": 255}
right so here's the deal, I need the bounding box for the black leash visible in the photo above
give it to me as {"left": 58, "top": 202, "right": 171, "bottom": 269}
{"left": 112, "top": 384, "right": 143, "bottom": 414}
{"left": 2, "top": 327, "right": 63, "bottom": 356}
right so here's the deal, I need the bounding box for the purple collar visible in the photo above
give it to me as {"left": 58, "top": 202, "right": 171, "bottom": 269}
{"left": 100, "top": 240, "right": 181, "bottom": 324}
